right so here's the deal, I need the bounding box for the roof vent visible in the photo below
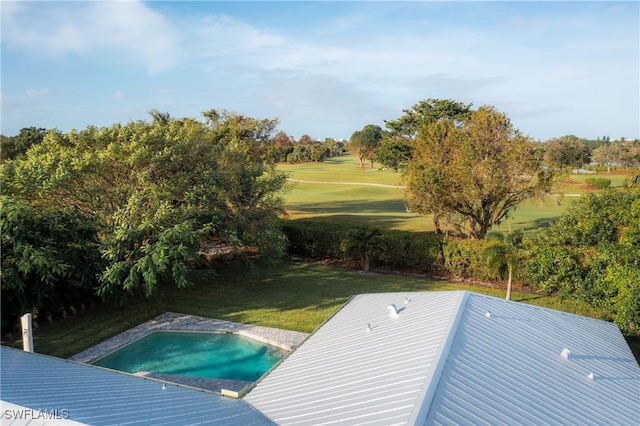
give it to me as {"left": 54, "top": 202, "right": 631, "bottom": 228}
{"left": 404, "top": 296, "right": 410, "bottom": 304}
{"left": 484, "top": 311, "right": 492, "bottom": 319}
{"left": 387, "top": 304, "right": 399, "bottom": 318}
{"left": 560, "top": 348, "right": 571, "bottom": 359}
{"left": 366, "top": 323, "right": 372, "bottom": 332}
{"left": 588, "top": 372, "right": 595, "bottom": 380}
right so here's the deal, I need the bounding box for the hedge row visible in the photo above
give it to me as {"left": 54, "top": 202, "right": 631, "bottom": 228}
{"left": 282, "top": 220, "right": 506, "bottom": 279}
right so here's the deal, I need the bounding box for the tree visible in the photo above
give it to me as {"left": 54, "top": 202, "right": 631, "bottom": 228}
{"left": 405, "top": 106, "right": 554, "bottom": 239}
{"left": 543, "top": 135, "right": 590, "bottom": 174}
{"left": 385, "top": 98, "right": 473, "bottom": 140}
{"left": 592, "top": 144, "right": 621, "bottom": 172}
{"left": 1, "top": 110, "right": 288, "bottom": 301}
{"left": 375, "top": 99, "right": 473, "bottom": 173}
{"left": 482, "top": 229, "right": 523, "bottom": 300}
{"left": 349, "top": 125, "right": 383, "bottom": 169}
{"left": 1, "top": 196, "right": 100, "bottom": 333}
{"left": 0, "top": 127, "right": 49, "bottom": 162}
{"left": 297, "top": 134, "right": 314, "bottom": 145}
{"left": 323, "top": 138, "right": 344, "bottom": 157}
{"left": 272, "top": 131, "right": 294, "bottom": 147}
{"left": 374, "top": 136, "right": 413, "bottom": 171}
{"left": 148, "top": 109, "right": 172, "bottom": 126}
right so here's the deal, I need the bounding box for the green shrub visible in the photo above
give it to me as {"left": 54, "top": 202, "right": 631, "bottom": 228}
{"left": 282, "top": 220, "right": 352, "bottom": 259}
{"left": 376, "top": 230, "right": 442, "bottom": 272}
{"left": 441, "top": 238, "right": 487, "bottom": 279}
{"left": 282, "top": 220, "right": 441, "bottom": 272}
{"left": 585, "top": 178, "right": 611, "bottom": 189}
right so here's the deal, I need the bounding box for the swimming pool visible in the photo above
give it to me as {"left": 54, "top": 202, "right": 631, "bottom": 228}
{"left": 92, "top": 331, "right": 288, "bottom": 382}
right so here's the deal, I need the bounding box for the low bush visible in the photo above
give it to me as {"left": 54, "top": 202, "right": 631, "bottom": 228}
{"left": 282, "top": 220, "right": 441, "bottom": 272}
{"left": 282, "top": 221, "right": 353, "bottom": 259}
{"left": 585, "top": 177, "right": 611, "bottom": 189}
{"left": 441, "top": 238, "right": 487, "bottom": 279}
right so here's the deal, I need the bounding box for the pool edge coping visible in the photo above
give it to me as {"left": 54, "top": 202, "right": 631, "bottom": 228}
{"left": 69, "top": 312, "right": 309, "bottom": 364}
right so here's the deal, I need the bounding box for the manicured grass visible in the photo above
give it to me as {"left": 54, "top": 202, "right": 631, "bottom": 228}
{"left": 21, "top": 260, "right": 610, "bottom": 359}
{"left": 554, "top": 172, "right": 632, "bottom": 194}
{"left": 281, "top": 155, "right": 403, "bottom": 186}
{"left": 280, "top": 155, "right": 584, "bottom": 233}
{"left": 284, "top": 182, "right": 431, "bottom": 231}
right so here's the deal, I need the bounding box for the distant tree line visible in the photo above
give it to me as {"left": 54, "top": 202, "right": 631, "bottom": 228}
{"left": 263, "top": 131, "right": 345, "bottom": 164}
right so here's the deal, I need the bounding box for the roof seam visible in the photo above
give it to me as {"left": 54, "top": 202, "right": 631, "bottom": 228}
{"left": 407, "top": 290, "right": 470, "bottom": 425}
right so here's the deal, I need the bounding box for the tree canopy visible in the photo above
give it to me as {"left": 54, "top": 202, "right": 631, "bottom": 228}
{"left": 384, "top": 98, "right": 473, "bottom": 140}
{"left": 349, "top": 124, "right": 384, "bottom": 169}
{"left": 405, "top": 105, "right": 554, "bottom": 239}
{"left": 1, "top": 110, "right": 288, "bottom": 326}
{"left": 543, "top": 135, "right": 590, "bottom": 171}
{"left": 375, "top": 99, "right": 473, "bottom": 171}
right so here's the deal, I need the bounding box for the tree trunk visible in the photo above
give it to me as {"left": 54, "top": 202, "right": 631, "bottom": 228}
{"left": 505, "top": 266, "right": 512, "bottom": 301}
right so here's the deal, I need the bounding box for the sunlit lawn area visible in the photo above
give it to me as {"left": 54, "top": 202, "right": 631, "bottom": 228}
{"left": 24, "top": 260, "right": 611, "bottom": 360}
{"left": 280, "top": 154, "right": 593, "bottom": 233}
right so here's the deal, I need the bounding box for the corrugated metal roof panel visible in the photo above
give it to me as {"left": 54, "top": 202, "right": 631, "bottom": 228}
{"left": 425, "top": 293, "right": 640, "bottom": 426}
{"left": 0, "top": 346, "right": 274, "bottom": 426}
{"left": 245, "top": 291, "right": 466, "bottom": 425}
{"left": 246, "top": 291, "right": 640, "bottom": 425}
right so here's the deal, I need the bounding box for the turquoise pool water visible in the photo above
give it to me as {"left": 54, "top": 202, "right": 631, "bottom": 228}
{"left": 93, "top": 331, "right": 288, "bottom": 381}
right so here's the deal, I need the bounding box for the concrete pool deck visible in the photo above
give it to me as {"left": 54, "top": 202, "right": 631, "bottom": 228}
{"left": 69, "top": 312, "right": 309, "bottom": 394}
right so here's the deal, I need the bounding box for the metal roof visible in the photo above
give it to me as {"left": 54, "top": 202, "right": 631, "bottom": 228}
{"left": 0, "top": 346, "right": 274, "bottom": 426}
{"left": 425, "top": 292, "right": 640, "bottom": 426}
{"left": 245, "top": 291, "right": 640, "bottom": 425}
{"left": 245, "top": 292, "right": 467, "bottom": 425}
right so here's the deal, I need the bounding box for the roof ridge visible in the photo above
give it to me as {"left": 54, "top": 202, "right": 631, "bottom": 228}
{"left": 408, "top": 291, "right": 471, "bottom": 425}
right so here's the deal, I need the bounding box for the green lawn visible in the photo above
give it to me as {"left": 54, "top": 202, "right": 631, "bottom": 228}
{"left": 280, "top": 155, "right": 404, "bottom": 185}
{"left": 280, "top": 155, "right": 582, "bottom": 233}
{"left": 20, "top": 260, "right": 613, "bottom": 359}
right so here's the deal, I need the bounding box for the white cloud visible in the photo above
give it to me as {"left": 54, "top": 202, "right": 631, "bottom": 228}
{"left": 113, "top": 91, "right": 124, "bottom": 100}
{"left": 2, "top": 1, "right": 180, "bottom": 74}
{"left": 25, "top": 88, "right": 52, "bottom": 97}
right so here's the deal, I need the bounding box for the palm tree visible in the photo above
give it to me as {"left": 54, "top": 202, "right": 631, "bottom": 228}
{"left": 342, "top": 228, "right": 386, "bottom": 272}
{"left": 482, "top": 229, "right": 523, "bottom": 300}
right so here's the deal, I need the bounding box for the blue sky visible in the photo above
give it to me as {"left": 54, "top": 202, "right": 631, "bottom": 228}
{"left": 1, "top": 1, "right": 638, "bottom": 141}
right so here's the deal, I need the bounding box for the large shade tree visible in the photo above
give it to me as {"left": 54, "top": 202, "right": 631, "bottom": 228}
{"left": 349, "top": 124, "right": 384, "bottom": 169}
{"left": 384, "top": 98, "right": 473, "bottom": 141}
{"left": 543, "top": 135, "right": 590, "bottom": 173}
{"left": 1, "top": 110, "right": 288, "bottom": 304}
{"left": 405, "top": 105, "right": 554, "bottom": 239}
{"left": 375, "top": 99, "right": 473, "bottom": 172}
